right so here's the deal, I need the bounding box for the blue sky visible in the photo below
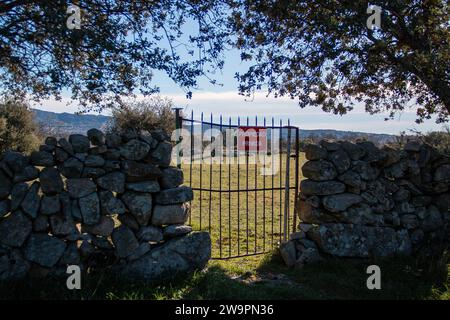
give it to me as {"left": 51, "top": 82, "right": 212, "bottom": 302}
{"left": 33, "top": 27, "right": 446, "bottom": 135}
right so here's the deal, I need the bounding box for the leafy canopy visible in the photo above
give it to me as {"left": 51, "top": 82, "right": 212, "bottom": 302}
{"left": 230, "top": 0, "right": 449, "bottom": 123}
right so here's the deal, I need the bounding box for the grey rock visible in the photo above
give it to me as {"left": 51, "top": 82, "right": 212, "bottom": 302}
{"left": 393, "top": 187, "right": 410, "bottom": 202}
{"left": 89, "top": 145, "right": 108, "bottom": 155}
{"left": 122, "top": 160, "right": 162, "bottom": 182}
{"left": 92, "top": 236, "right": 113, "bottom": 250}
{"left": 49, "top": 213, "right": 77, "bottom": 236}
{"left": 0, "top": 199, "right": 10, "bottom": 218}
{"left": 82, "top": 167, "right": 106, "bottom": 179}
{"left": 319, "top": 139, "right": 340, "bottom": 151}
{"left": 79, "top": 193, "right": 101, "bottom": 225}
{"left": 33, "top": 215, "right": 49, "bottom": 232}
{"left": 79, "top": 240, "right": 95, "bottom": 258}
{"left": 435, "top": 194, "right": 450, "bottom": 212}
{"left": 302, "top": 160, "right": 337, "bottom": 181}
{"left": 163, "top": 224, "right": 193, "bottom": 238}
{"left": 159, "top": 167, "right": 184, "bottom": 189}
{"left": 295, "top": 247, "right": 323, "bottom": 268}
{"left": 3, "top": 151, "right": 29, "bottom": 173}
{"left": 118, "top": 232, "right": 211, "bottom": 281}
{"left": 154, "top": 186, "right": 194, "bottom": 205}
{"left": 411, "top": 196, "right": 432, "bottom": 208}
{"left": 45, "top": 137, "right": 57, "bottom": 146}
{"left": 126, "top": 181, "right": 160, "bottom": 193}
{"left": 0, "top": 170, "right": 12, "bottom": 199}
{"left": 105, "top": 149, "right": 121, "bottom": 160}
{"left": 136, "top": 226, "right": 163, "bottom": 242}
{"left": 59, "top": 242, "right": 80, "bottom": 265}
{"left": 21, "top": 182, "right": 40, "bottom": 218}
{"left": 0, "top": 211, "right": 32, "bottom": 247}
{"left": 40, "top": 195, "right": 60, "bottom": 215}
{"left": 127, "top": 242, "right": 152, "bottom": 262}
{"left": 59, "top": 157, "right": 84, "bottom": 178}
{"left": 118, "top": 214, "right": 140, "bottom": 231}
{"left": 55, "top": 147, "right": 69, "bottom": 162}
{"left": 99, "top": 191, "right": 126, "bottom": 215}
{"left": 96, "top": 171, "right": 125, "bottom": 193}
{"left": 280, "top": 241, "right": 297, "bottom": 267}
{"left": 30, "top": 151, "right": 54, "bottom": 167}
{"left": 400, "top": 214, "right": 419, "bottom": 230}
{"left": 105, "top": 133, "right": 122, "bottom": 148}
{"left": 298, "top": 200, "right": 338, "bottom": 224}
{"left": 300, "top": 179, "right": 345, "bottom": 196}
{"left": 352, "top": 161, "right": 380, "bottom": 180}
{"left": 11, "top": 183, "right": 28, "bottom": 210}
{"left": 40, "top": 167, "right": 64, "bottom": 195}
{"left": 12, "top": 165, "right": 39, "bottom": 183}
{"left": 69, "top": 134, "right": 90, "bottom": 153}
{"left": 152, "top": 203, "right": 191, "bottom": 226}
{"left": 39, "top": 144, "right": 54, "bottom": 153}
{"left": 340, "top": 141, "right": 365, "bottom": 160}
{"left": 0, "top": 250, "right": 30, "bottom": 281}
{"left": 82, "top": 216, "right": 115, "bottom": 237}
{"left": 85, "top": 155, "right": 105, "bottom": 167}
{"left": 385, "top": 160, "right": 409, "bottom": 179}
{"left": 58, "top": 138, "right": 74, "bottom": 155}
{"left": 322, "top": 193, "right": 362, "bottom": 213}
{"left": 67, "top": 178, "right": 97, "bottom": 198}
{"left": 338, "top": 170, "right": 364, "bottom": 189}
{"left": 421, "top": 206, "right": 443, "bottom": 232}
{"left": 111, "top": 225, "right": 139, "bottom": 258}
{"left": 24, "top": 234, "right": 66, "bottom": 267}
{"left": 329, "top": 149, "right": 351, "bottom": 174}
{"left": 121, "top": 192, "right": 153, "bottom": 226}
{"left": 87, "top": 128, "right": 105, "bottom": 146}
{"left": 119, "top": 139, "right": 151, "bottom": 161}
{"left": 304, "top": 144, "right": 327, "bottom": 160}
{"left": 358, "top": 141, "right": 386, "bottom": 163}
{"left": 309, "top": 224, "right": 411, "bottom": 258}
{"left": 146, "top": 141, "right": 172, "bottom": 167}
{"left": 434, "top": 165, "right": 450, "bottom": 183}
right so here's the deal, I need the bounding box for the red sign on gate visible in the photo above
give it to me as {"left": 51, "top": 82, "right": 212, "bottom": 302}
{"left": 237, "top": 127, "right": 267, "bottom": 152}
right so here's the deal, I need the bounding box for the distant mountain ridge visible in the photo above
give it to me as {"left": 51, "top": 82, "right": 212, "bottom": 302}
{"left": 32, "top": 108, "right": 397, "bottom": 144}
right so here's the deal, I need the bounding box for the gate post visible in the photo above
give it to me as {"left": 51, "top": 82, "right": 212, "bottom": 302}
{"left": 173, "top": 107, "right": 183, "bottom": 169}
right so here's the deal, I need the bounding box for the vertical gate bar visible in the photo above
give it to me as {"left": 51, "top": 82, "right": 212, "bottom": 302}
{"left": 263, "top": 116, "right": 266, "bottom": 253}
{"left": 189, "top": 110, "right": 194, "bottom": 225}
{"left": 293, "top": 127, "right": 300, "bottom": 232}
{"left": 237, "top": 117, "right": 241, "bottom": 256}
{"left": 279, "top": 119, "right": 283, "bottom": 245}
{"left": 219, "top": 115, "right": 223, "bottom": 258}
{"left": 209, "top": 113, "right": 213, "bottom": 235}
{"left": 283, "top": 122, "right": 291, "bottom": 242}
{"left": 199, "top": 112, "right": 204, "bottom": 230}
{"left": 228, "top": 117, "right": 232, "bottom": 257}
{"left": 271, "top": 117, "right": 275, "bottom": 250}
{"left": 254, "top": 115, "right": 258, "bottom": 253}
{"left": 246, "top": 116, "right": 249, "bottom": 255}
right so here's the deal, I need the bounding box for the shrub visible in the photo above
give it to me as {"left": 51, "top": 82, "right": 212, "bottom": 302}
{"left": 109, "top": 96, "right": 178, "bottom": 135}
{"left": 0, "top": 99, "right": 39, "bottom": 154}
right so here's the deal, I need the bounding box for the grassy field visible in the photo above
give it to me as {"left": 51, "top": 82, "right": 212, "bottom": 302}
{"left": 182, "top": 152, "right": 302, "bottom": 259}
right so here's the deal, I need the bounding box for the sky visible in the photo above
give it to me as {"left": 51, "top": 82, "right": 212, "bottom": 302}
{"left": 31, "top": 26, "right": 446, "bottom": 135}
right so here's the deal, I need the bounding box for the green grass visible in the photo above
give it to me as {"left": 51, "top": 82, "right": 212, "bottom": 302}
{"left": 1, "top": 252, "right": 448, "bottom": 300}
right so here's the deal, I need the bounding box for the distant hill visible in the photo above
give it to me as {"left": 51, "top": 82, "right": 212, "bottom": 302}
{"left": 33, "top": 108, "right": 397, "bottom": 144}
{"left": 33, "top": 109, "right": 110, "bottom": 136}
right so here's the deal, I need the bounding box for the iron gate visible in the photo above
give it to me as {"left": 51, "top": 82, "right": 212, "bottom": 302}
{"left": 174, "top": 109, "right": 300, "bottom": 259}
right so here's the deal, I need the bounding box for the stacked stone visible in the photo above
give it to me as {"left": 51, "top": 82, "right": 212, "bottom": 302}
{"left": 0, "top": 129, "right": 210, "bottom": 282}
{"left": 281, "top": 139, "right": 450, "bottom": 269}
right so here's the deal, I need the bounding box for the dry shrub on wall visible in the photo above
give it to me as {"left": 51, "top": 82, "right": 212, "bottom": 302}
{"left": 0, "top": 98, "right": 40, "bottom": 154}
{"left": 109, "top": 96, "right": 178, "bottom": 135}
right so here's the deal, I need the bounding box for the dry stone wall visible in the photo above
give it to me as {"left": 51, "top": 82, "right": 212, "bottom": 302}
{"left": 0, "top": 129, "right": 211, "bottom": 282}
{"left": 281, "top": 140, "right": 450, "bottom": 268}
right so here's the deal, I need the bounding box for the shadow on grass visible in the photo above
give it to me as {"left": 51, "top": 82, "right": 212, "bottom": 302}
{"left": 0, "top": 253, "right": 448, "bottom": 300}
{"left": 255, "top": 251, "right": 450, "bottom": 300}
